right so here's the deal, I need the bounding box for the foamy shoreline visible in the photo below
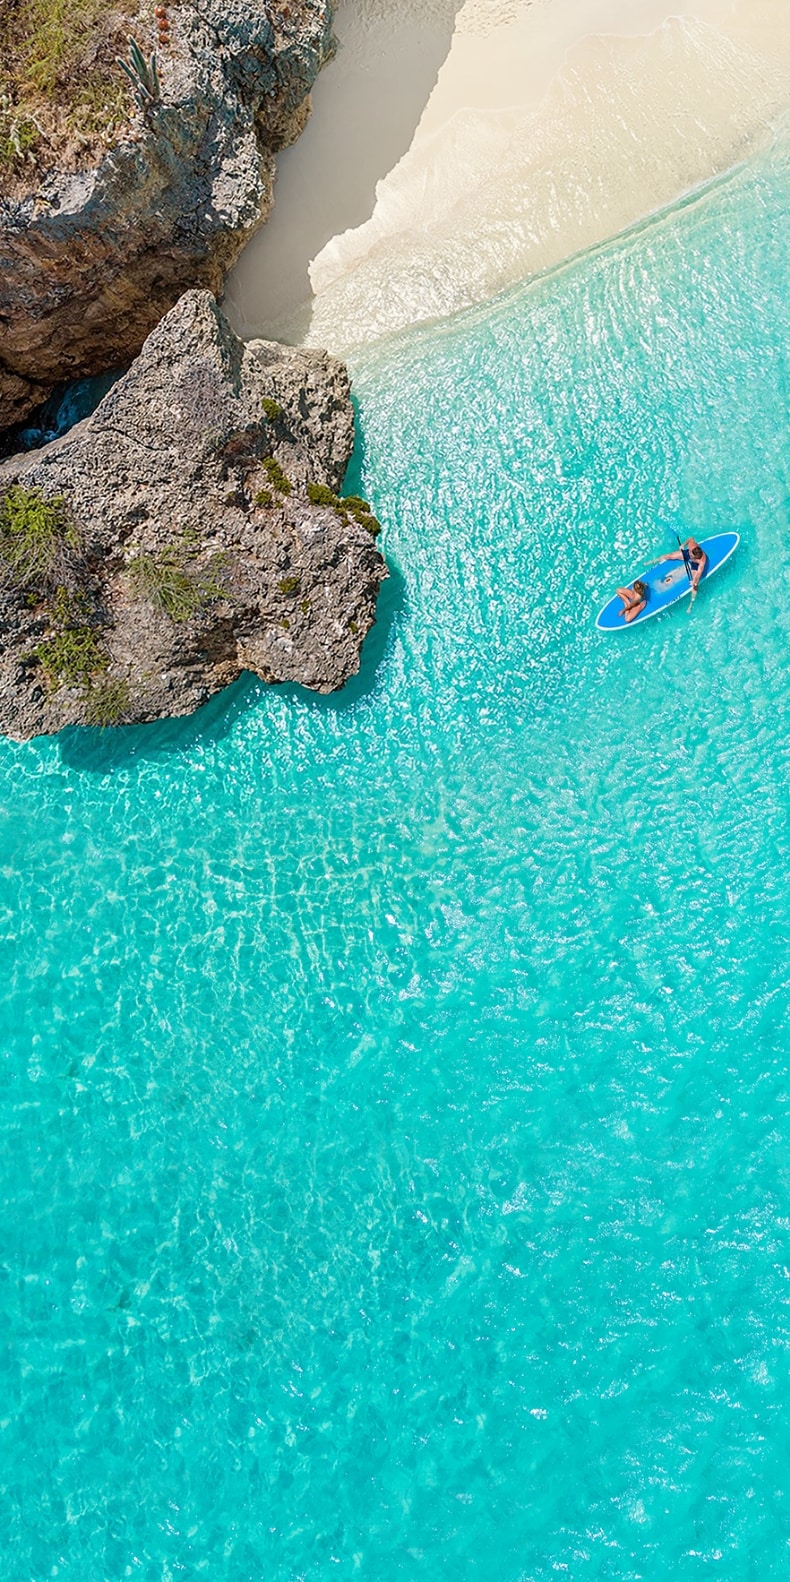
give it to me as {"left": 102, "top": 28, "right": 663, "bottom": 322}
{"left": 224, "top": 0, "right": 790, "bottom": 354}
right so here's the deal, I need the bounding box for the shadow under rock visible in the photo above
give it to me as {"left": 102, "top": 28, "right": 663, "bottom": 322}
{"left": 56, "top": 558, "right": 407, "bottom": 775}
{"left": 223, "top": 0, "right": 466, "bottom": 340}
{"left": 55, "top": 668, "right": 264, "bottom": 775}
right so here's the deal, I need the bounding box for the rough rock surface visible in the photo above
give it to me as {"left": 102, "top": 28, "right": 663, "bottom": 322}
{"left": 0, "top": 0, "right": 335, "bottom": 427}
{"left": 0, "top": 290, "right": 387, "bottom": 740}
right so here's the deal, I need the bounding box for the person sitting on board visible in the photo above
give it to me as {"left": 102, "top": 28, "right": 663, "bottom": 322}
{"left": 616, "top": 579, "right": 649, "bottom": 623}
{"left": 659, "top": 537, "right": 708, "bottom": 591}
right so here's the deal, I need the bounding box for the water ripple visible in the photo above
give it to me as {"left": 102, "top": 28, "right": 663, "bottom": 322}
{"left": 2, "top": 138, "right": 790, "bottom": 1580}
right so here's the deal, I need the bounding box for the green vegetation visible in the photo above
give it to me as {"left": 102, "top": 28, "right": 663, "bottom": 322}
{"left": 36, "top": 624, "right": 105, "bottom": 690}
{"left": 261, "top": 457, "right": 292, "bottom": 497}
{"left": 344, "top": 495, "right": 383, "bottom": 538}
{"left": 306, "top": 482, "right": 337, "bottom": 509}
{"left": 34, "top": 587, "right": 107, "bottom": 692}
{"left": 9, "top": 0, "right": 107, "bottom": 98}
{"left": 67, "top": 75, "right": 128, "bottom": 140}
{"left": 261, "top": 398, "right": 284, "bottom": 424}
{"left": 33, "top": 586, "right": 129, "bottom": 724}
{"left": 0, "top": 505, "right": 129, "bottom": 723}
{"left": 0, "top": 486, "right": 82, "bottom": 592}
{"left": 114, "top": 37, "right": 160, "bottom": 114}
{"left": 306, "top": 483, "right": 382, "bottom": 539}
{"left": 278, "top": 575, "right": 301, "bottom": 596}
{"left": 0, "top": 96, "right": 39, "bottom": 169}
{"left": 0, "top": 0, "right": 139, "bottom": 170}
{"left": 84, "top": 675, "right": 130, "bottom": 727}
{"left": 128, "top": 539, "right": 229, "bottom": 622}
{"left": 255, "top": 489, "right": 274, "bottom": 509}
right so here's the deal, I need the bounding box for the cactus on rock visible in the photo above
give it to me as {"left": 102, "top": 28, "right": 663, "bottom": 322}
{"left": 115, "top": 38, "right": 161, "bottom": 113}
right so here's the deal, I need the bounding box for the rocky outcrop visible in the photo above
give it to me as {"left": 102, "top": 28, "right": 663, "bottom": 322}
{"left": 0, "top": 0, "right": 335, "bottom": 427}
{"left": 0, "top": 290, "right": 387, "bottom": 739}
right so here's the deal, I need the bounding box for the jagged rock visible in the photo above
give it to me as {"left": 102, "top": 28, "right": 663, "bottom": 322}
{"left": 0, "top": 0, "right": 335, "bottom": 427}
{"left": 0, "top": 290, "right": 388, "bottom": 739}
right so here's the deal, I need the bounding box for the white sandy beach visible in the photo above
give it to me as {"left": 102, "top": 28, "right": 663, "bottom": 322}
{"left": 223, "top": 0, "right": 790, "bottom": 352}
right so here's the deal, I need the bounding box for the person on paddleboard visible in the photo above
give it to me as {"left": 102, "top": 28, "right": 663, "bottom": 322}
{"left": 659, "top": 536, "right": 707, "bottom": 592}
{"left": 616, "top": 578, "right": 649, "bottom": 623}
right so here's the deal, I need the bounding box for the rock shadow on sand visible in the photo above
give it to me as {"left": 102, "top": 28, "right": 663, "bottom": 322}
{"left": 222, "top": 0, "right": 466, "bottom": 342}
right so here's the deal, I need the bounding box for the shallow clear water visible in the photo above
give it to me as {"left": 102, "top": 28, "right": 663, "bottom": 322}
{"left": 3, "top": 138, "right": 790, "bottom": 1580}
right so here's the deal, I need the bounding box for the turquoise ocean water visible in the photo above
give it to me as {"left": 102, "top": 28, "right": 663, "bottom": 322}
{"left": 3, "top": 131, "right": 790, "bottom": 1580}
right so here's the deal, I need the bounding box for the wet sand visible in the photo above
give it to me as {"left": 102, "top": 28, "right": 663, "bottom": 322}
{"left": 223, "top": 0, "right": 790, "bottom": 352}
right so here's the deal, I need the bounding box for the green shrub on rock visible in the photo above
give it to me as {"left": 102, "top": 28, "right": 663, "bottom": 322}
{"left": 261, "top": 457, "right": 292, "bottom": 497}
{"left": 0, "top": 485, "right": 82, "bottom": 591}
{"left": 36, "top": 624, "right": 105, "bottom": 690}
{"left": 128, "top": 541, "right": 228, "bottom": 623}
{"left": 115, "top": 37, "right": 160, "bottom": 115}
{"left": 261, "top": 398, "right": 284, "bottom": 424}
{"left": 84, "top": 675, "right": 130, "bottom": 727}
{"left": 0, "top": 0, "right": 131, "bottom": 160}
{"left": 0, "top": 104, "right": 39, "bottom": 169}
{"left": 307, "top": 482, "right": 340, "bottom": 509}
{"left": 344, "top": 496, "right": 382, "bottom": 537}
{"left": 30, "top": 584, "right": 129, "bottom": 726}
{"left": 305, "top": 483, "right": 383, "bottom": 539}
{"left": 34, "top": 587, "right": 107, "bottom": 692}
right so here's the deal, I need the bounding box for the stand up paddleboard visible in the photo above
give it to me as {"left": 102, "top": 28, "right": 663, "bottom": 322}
{"left": 596, "top": 532, "right": 740, "bottom": 632}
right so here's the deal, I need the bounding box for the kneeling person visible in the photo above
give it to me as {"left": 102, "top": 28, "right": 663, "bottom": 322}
{"left": 616, "top": 578, "right": 648, "bottom": 623}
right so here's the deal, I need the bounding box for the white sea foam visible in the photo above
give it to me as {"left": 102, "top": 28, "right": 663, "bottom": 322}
{"left": 223, "top": 0, "right": 790, "bottom": 353}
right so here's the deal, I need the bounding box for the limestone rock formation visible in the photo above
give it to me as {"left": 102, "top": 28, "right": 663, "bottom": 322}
{"left": 0, "top": 0, "right": 334, "bottom": 427}
{"left": 0, "top": 290, "right": 387, "bottom": 739}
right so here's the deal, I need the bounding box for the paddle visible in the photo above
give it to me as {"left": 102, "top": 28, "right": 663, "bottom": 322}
{"left": 646, "top": 523, "right": 688, "bottom": 569}
{"left": 646, "top": 529, "right": 698, "bottom": 610}
{"left": 675, "top": 530, "right": 699, "bottom": 610}
{"left": 676, "top": 531, "right": 693, "bottom": 581}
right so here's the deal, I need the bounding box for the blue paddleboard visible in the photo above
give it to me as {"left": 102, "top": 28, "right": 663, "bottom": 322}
{"left": 596, "top": 532, "right": 740, "bottom": 632}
